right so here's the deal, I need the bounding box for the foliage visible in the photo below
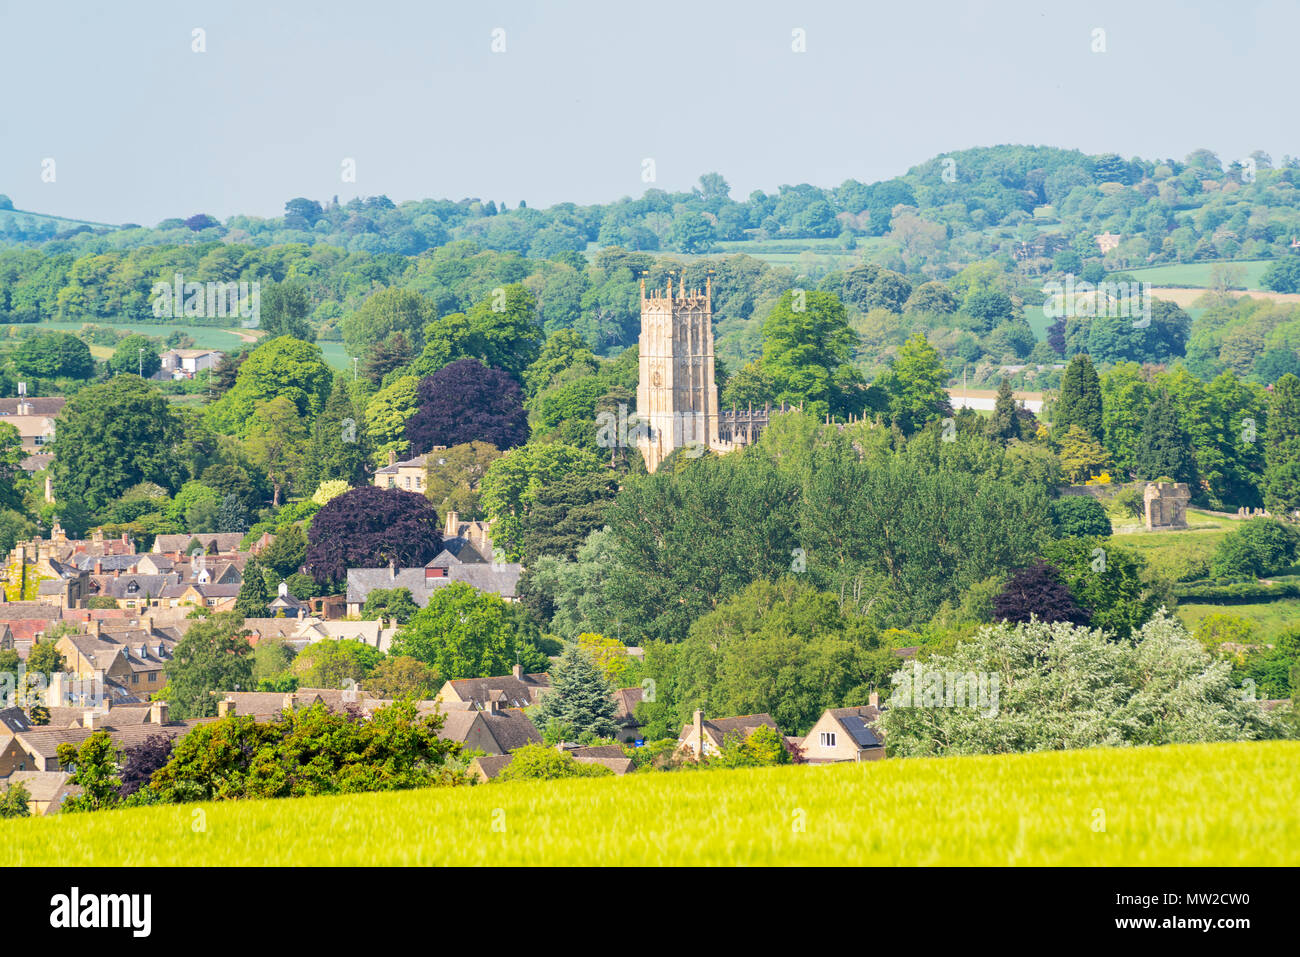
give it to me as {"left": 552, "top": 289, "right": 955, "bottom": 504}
{"left": 494, "top": 744, "right": 614, "bottom": 781}
{"left": 163, "top": 612, "right": 255, "bottom": 719}
{"left": 532, "top": 644, "right": 619, "bottom": 740}
{"left": 391, "top": 582, "right": 548, "bottom": 680}
{"left": 56, "top": 731, "right": 123, "bottom": 812}
{"left": 992, "top": 560, "right": 1091, "bottom": 625}
{"left": 1209, "top": 518, "right": 1300, "bottom": 580}
{"left": 363, "top": 656, "right": 441, "bottom": 700}
{"left": 305, "top": 485, "right": 443, "bottom": 585}
{"left": 1050, "top": 496, "right": 1113, "bottom": 537}
{"left": 360, "top": 587, "right": 420, "bottom": 625}
{"left": 880, "top": 612, "right": 1284, "bottom": 756}
{"left": 405, "top": 358, "right": 528, "bottom": 454}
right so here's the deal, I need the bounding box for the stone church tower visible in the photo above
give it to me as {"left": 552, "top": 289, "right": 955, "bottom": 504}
{"left": 636, "top": 274, "right": 724, "bottom": 472}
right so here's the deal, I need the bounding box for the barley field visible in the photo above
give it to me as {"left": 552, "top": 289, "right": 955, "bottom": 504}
{"left": 3, "top": 741, "right": 1296, "bottom": 866}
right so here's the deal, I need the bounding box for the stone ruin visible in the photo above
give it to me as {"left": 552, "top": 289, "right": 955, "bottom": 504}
{"left": 1143, "top": 482, "right": 1191, "bottom": 531}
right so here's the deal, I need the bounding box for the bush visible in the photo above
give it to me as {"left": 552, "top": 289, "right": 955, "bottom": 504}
{"left": 1050, "top": 496, "right": 1112, "bottom": 538}
{"left": 494, "top": 744, "right": 614, "bottom": 781}
{"left": 1209, "top": 518, "right": 1300, "bottom": 580}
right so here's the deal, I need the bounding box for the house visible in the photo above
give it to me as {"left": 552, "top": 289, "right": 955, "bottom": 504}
{"left": 438, "top": 665, "right": 551, "bottom": 710}
{"left": 268, "top": 581, "right": 309, "bottom": 617}
{"left": 239, "top": 616, "right": 398, "bottom": 653}
{"left": 345, "top": 544, "right": 522, "bottom": 614}
{"left": 152, "top": 533, "right": 245, "bottom": 557}
{"left": 8, "top": 701, "right": 203, "bottom": 772}
{"left": 54, "top": 626, "right": 178, "bottom": 701}
{"left": 612, "top": 686, "right": 644, "bottom": 743}
{"left": 0, "top": 395, "right": 64, "bottom": 454}
{"left": 0, "top": 770, "right": 80, "bottom": 815}
{"left": 800, "top": 696, "right": 886, "bottom": 764}
{"left": 158, "top": 349, "right": 221, "bottom": 379}
{"left": 676, "top": 710, "right": 779, "bottom": 760}
{"left": 373, "top": 451, "right": 429, "bottom": 493}
{"left": 434, "top": 701, "right": 541, "bottom": 755}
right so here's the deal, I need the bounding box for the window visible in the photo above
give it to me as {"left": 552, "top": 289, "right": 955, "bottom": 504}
{"left": 819, "top": 731, "right": 837, "bottom": 748}
{"left": 131, "top": 674, "right": 139, "bottom": 685}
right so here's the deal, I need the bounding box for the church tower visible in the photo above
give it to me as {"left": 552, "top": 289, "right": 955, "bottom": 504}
{"left": 637, "top": 273, "right": 721, "bottom": 473}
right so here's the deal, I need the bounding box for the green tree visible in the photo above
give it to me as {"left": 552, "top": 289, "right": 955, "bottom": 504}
{"left": 365, "top": 374, "right": 420, "bottom": 467}
{"left": 108, "top": 334, "right": 161, "bottom": 378}
{"left": 874, "top": 333, "right": 950, "bottom": 434}
{"left": 234, "top": 557, "right": 272, "bottom": 617}
{"left": 391, "top": 582, "right": 548, "bottom": 680}
{"left": 495, "top": 743, "right": 614, "bottom": 780}
{"left": 0, "top": 780, "right": 30, "bottom": 818}
{"left": 1263, "top": 373, "right": 1300, "bottom": 513}
{"left": 165, "top": 613, "right": 255, "bottom": 718}
{"left": 55, "top": 731, "right": 123, "bottom": 812}
{"left": 422, "top": 441, "right": 502, "bottom": 518}
{"left": 50, "top": 375, "right": 183, "bottom": 511}
{"left": 988, "top": 377, "right": 1021, "bottom": 441}
{"left": 12, "top": 332, "right": 95, "bottom": 379}
{"left": 760, "top": 289, "right": 865, "bottom": 418}
{"left": 480, "top": 442, "right": 606, "bottom": 560}
{"left": 26, "top": 638, "right": 66, "bottom": 676}
{"left": 289, "top": 639, "right": 384, "bottom": 688}
{"left": 363, "top": 656, "right": 440, "bottom": 699}
{"left": 209, "top": 336, "right": 333, "bottom": 435}
{"left": 1042, "top": 536, "right": 1157, "bottom": 639}
{"left": 1135, "top": 389, "right": 1198, "bottom": 487}
{"left": 309, "top": 378, "right": 371, "bottom": 487}
{"left": 1057, "top": 424, "right": 1112, "bottom": 484}
{"left": 1054, "top": 354, "right": 1104, "bottom": 441}
{"left": 243, "top": 396, "right": 310, "bottom": 506}
{"left": 260, "top": 280, "right": 313, "bottom": 340}
{"left": 360, "top": 587, "right": 420, "bottom": 624}
{"left": 532, "top": 644, "right": 619, "bottom": 740}
{"left": 341, "top": 287, "right": 437, "bottom": 358}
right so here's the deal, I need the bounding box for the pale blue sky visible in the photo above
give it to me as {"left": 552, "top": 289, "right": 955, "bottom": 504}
{"left": 0, "top": 0, "right": 1293, "bottom": 225}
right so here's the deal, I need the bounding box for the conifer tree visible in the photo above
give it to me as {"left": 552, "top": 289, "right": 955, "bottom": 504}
{"left": 309, "top": 378, "right": 371, "bottom": 488}
{"left": 234, "top": 556, "right": 272, "bottom": 618}
{"left": 532, "top": 644, "right": 618, "bottom": 741}
{"left": 1263, "top": 373, "right": 1300, "bottom": 513}
{"left": 1054, "top": 354, "right": 1104, "bottom": 441}
{"left": 1135, "top": 389, "right": 1198, "bottom": 486}
{"left": 988, "top": 377, "right": 1022, "bottom": 441}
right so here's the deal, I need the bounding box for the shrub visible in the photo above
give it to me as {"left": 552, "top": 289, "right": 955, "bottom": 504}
{"left": 1209, "top": 518, "right": 1300, "bottom": 580}
{"left": 1050, "top": 496, "right": 1112, "bottom": 537}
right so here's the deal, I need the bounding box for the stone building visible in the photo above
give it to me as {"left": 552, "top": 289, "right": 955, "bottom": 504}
{"left": 636, "top": 274, "right": 768, "bottom": 472}
{"left": 1143, "top": 482, "right": 1191, "bottom": 530}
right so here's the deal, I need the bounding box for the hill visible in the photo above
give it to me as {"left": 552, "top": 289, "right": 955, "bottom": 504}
{"left": 2, "top": 741, "right": 1296, "bottom": 866}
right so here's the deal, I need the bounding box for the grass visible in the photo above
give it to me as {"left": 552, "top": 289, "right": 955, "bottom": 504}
{"left": 21, "top": 320, "right": 261, "bottom": 353}
{"left": 1176, "top": 600, "right": 1300, "bottom": 642}
{"left": 3, "top": 741, "right": 1297, "bottom": 865}
{"left": 1121, "top": 260, "right": 1273, "bottom": 290}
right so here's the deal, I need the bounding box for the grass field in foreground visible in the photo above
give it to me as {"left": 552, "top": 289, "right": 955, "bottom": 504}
{"left": 3, "top": 741, "right": 1297, "bottom": 866}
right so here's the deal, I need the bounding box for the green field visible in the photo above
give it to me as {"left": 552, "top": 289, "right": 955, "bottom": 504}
{"left": 3, "top": 741, "right": 1296, "bottom": 866}
{"left": 20, "top": 320, "right": 260, "bottom": 353}
{"left": 1122, "top": 260, "right": 1273, "bottom": 290}
{"left": 1176, "top": 599, "right": 1300, "bottom": 642}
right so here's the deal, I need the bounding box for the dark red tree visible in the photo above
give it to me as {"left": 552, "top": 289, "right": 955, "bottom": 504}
{"left": 992, "top": 560, "right": 1090, "bottom": 626}
{"left": 305, "top": 486, "right": 444, "bottom": 585}
{"left": 118, "top": 734, "right": 175, "bottom": 797}
{"left": 405, "top": 358, "right": 528, "bottom": 454}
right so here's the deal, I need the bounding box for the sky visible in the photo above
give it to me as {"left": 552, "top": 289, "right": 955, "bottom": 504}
{"left": 0, "top": 0, "right": 1295, "bottom": 225}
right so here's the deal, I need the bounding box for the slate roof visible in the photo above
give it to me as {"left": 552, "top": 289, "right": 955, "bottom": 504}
{"left": 0, "top": 397, "right": 66, "bottom": 416}
{"left": 3, "top": 770, "right": 79, "bottom": 806}
{"left": 92, "top": 575, "right": 180, "bottom": 599}
{"left": 442, "top": 673, "right": 551, "bottom": 709}
{"left": 373, "top": 453, "right": 428, "bottom": 476}
{"left": 153, "top": 533, "right": 245, "bottom": 555}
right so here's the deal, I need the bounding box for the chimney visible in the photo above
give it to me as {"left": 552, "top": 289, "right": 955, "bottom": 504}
{"left": 388, "top": 559, "right": 397, "bottom": 580}
{"left": 284, "top": 691, "right": 299, "bottom": 710}
{"left": 217, "top": 698, "right": 235, "bottom": 718}
{"left": 89, "top": 619, "right": 102, "bottom": 638}
{"left": 445, "top": 510, "right": 459, "bottom": 536}
{"left": 83, "top": 710, "right": 100, "bottom": 730}
{"left": 869, "top": 691, "right": 879, "bottom": 709}
{"left": 512, "top": 663, "right": 523, "bottom": 681}
{"left": 150, "top": 700, "right": 169, "bottom": 724}
{"left": 693, "top": 709, "right": 704, "bottom": 761}
{"left": 387, "top": 449, "right": 397, "bottom": 467}
{"left": 94, "top": 558, "right": 102, "bottom": 575}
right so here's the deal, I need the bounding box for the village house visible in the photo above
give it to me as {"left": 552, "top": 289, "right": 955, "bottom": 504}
{"left": 676, "top": 710, "right": 780, "bottom": 760}
{"left": 373, "top": 451, "right": 429, "bottom": 493}
{"left": 5, "top": 701, "right": 202, "bottom": 773}
{"left": 800, "top": 696, "right": 886, "bottom": 764}
{"left": 435, "top": 701, "right": 541, "bottom": 755}
{"left": 438, "top": 665, "right": 552, "bottom": 710}
{"left": 157, "top": 348, "right": 222, "bottom": 380}
{"left": 0, "top": 394, "right": 64, "bottom": 454}
{"left": 0, "top": 770, "right": 80, "bottom": 815}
